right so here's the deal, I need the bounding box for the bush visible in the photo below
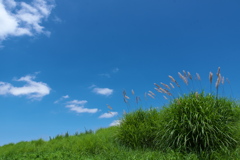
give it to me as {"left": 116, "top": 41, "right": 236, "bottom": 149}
{"left": 156, "top": 92, "right": 240, "bottom": 154}
{"left": 115, "top": 108, "right": 162, "bottom": 149}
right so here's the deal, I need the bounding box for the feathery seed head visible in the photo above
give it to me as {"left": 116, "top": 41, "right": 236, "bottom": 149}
{"left": 187, "top": 71, "right": 192, "bottom": 80}
{"left": 166, "top": 92, "right": 172, "bottom": 96}
{"left": 217, "top": 67, "right": 221, "bottom": 76}
{"left": 159, "top": 88, "right": 167, "bottom": 94}
{"left": 215, "top": 73, "right": 221, "bottom": 88}
{"left": 169, "top": 75, "right": 180, "bottom": 87}
{"left": 209, "top": 72, "right": 213, "bottom": 84}
{"left": 161, "top": 82, "right": 171, "bottom": 89}
{"left": 148, "top": 93, "right": 155, "bottom": 99}
{"left": 178, "top": 72, "right": 183, "bottom": 78}
{"left": 196, "top": 73, "right": 201, "bottom": 80}
{"left": 154, "top": 83, "right": 161, "bottom": 88}
{"left": 131, "top": 89, "right": 135, "bottom": 95}
{"left": 183, "top": 70, "right": 187, "bottom": 77}
{"left": 170, "top": 83, "right": 175, "bottom": 88}
{"left": 107, "top": 104, "right": 112, "bottom": 110}
{"left": 124, "top": 95, "right": 130, "bottom": 99}
{"left": 161, "top": 88, "right": 172, "bottom": 96}
{"left": 154, "top": 88, "right": 162, "bottom": 93}
{"left": 169, "top": 75, "right": 176, "bottom": 82}
{"left": 163, "top": 95, "right": 168, "bottom": 100}
{"left": 178, "top": 72, "right": 188, "bottom": 85}
{"left": 149, "top": 91, "right": 155, "bottom": 96}
{"left": 222, "top": 76, "right": 225, "bottom": 84}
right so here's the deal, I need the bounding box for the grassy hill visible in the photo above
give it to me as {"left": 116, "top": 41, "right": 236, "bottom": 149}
{"left": 1, "top": 69, "right": 240, "bottom": 159}
{"left": 1, "top": 125, "right": 239, "bottom": 160}
{"left": 0, "top": 126, "right": 202, "bottom": 160}
{"left": 1, "top": 101, "right": 240, "bottom": 160}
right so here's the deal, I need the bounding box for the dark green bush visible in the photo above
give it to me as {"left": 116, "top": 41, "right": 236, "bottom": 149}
{"left": 115, "top": 108, "right": 162, "bottom": 149}
{"left": 156, "top": 92, "right": 240, "bottom": 154}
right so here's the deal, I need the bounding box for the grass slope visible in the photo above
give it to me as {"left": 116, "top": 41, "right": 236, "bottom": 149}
{"left": 1, "top": 68, "right": 240, "bottom": 160}
{"left": 0, "top": 116, "right": 240, "bottom": 160}
{"left": 0, "top": 126, "right": 199, "bottom": 160}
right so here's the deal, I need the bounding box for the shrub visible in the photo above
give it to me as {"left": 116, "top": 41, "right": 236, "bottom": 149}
{"left": 155, "top": 91, "right": 240, "bottom": 154}
{"left": 115, "top": 108, "right": 162, "bottom": 149}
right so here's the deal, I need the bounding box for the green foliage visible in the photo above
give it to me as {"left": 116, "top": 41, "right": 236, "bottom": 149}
{"left": 157, "top": 92, "right": 240, "bottom": 154}
{"left": 115, "top": 107, "right": 162, "bottom": 149}
{"left": 115, "top": 92, "right": 240, "bottom": 159}
{"left": 84, "top": 128, "right": 94, "bottom": 134}
{"left": 0, "top": 124, "right": 240, "bottom": 159}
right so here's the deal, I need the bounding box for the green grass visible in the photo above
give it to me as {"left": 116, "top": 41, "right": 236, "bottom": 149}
{"left": 1, "top": 99, "right": 240, "bottom": 160}
{"left": 1, "top": 68, "right": 240, "bottom": 159}
{"left": 0, "top": 126, "right": 198, "bottom": 160}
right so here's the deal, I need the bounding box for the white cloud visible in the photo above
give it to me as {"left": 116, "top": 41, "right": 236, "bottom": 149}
{"left": 99, "top": 112, "right": 118, "bottom": 118}
{"left": 68, "top": 106, "right": 98, "bottom": 113}
{"left": 63, "top": 95, "right": 69, "bottom": 99}
{"left": 67, "top": 100, "right": 87, "bottom": 105}
{"left": 92, "top": 87, "right": 113, "bottom": 96}
{"left": 0, "top": 0, "right": 55, "bottom": 43}
{"left": 4, "top": 0, "right": 16, "bottom": 8}
{"left": 54, "top": 95, "right": 69, "bottom": 104}
{"left": 0, "top": 82, "right": 12, "bottom": 95}
{"left": 109, "top": 120, "right": 121, "bottom": 126}
{"left": 0, "top": 74, "right": 51, "bottom": 100}
{"left": 65, "top": 100, "right": 98, "bottom": 114}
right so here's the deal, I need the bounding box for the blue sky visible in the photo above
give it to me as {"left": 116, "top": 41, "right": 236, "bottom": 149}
{"left": 1, "top": 0, "right": 240, "bottom": 146}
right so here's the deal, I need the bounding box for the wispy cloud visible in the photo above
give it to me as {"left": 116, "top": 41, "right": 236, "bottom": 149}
{"left": 92, "top": 87, "right": 113, "bottom": 96}
{"left": 0, "top": 0, "right": 55, "bottom": 43}
{"left": 112, "top": 67, "right": 119, "bottom": 73}
{"left": 109, "top": 120, "right": 121, "bottom": 126}
{"left": 99, "top": 112, "right": 118, "bottom": 118}
{"left": 88, "top": 84, "right": 96, "bottom": 89}
{"left": 99, "top": 73, "right": 111, "bottom": 78}
{"left": 0, "top": 74, "right": 51, "bottom": 100}
{"left": 67, "top": 100, "right": 87, "bottom": 105}
{"left": 65, "top": 99, "right": 98, "bottom": 114}
{"left": 98, "top": 68, "right": 119, "bottom": 78}
{"left": 54, "top": 95, "right": 69, "bottom": 103}
{"left": 63, "top": 95, "right": 69, "bottom": 99}
{"left": 52, "top": 15, "right": 62, "bottom": 23}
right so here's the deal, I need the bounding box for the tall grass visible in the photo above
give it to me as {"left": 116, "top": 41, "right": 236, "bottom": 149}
{"left": 156, "top": 92, "right": 240, "bottom": 154}
{"left": 115, "top": 107, "right": 162, "bottom": 149}
{"left": 115, "top": 67, "right": 240, "bottom": 159}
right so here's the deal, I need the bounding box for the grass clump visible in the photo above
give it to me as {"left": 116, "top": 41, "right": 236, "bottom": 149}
{"left": 116, "top": 93, "right": 240, "bottom": 157}
{"left": 115, "top": 67, "right": 240, "bottom": 159}
{"left": 115, "top": 108, "right": 162, "bottom": 150}
{"left": 156, "top": 92, "right": 240, "bottom": 155}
